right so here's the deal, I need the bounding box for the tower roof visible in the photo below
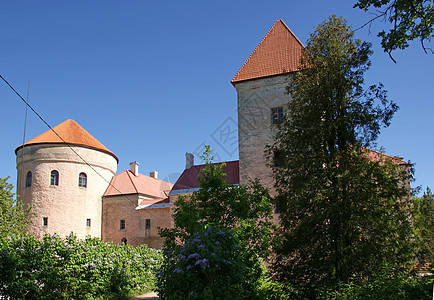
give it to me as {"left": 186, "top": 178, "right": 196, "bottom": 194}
{"left": 15, "top": 119, "right": 118, "bottom": 162}
{"left": 231, "top": 20, "right": 304, "bottom": 84}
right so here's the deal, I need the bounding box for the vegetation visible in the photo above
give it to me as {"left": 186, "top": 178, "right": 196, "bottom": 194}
{"left": 355, "top": 0, "right": 434, "bottom": 61}
{"left": 270, "top": 16, "right": 414, "bottom": 297}
{"left": 157, "top": 147, "right": 275, "bottom": 299}
{"left": 156, "top": 226, "right": 264, "bottom": 299}
{"left": 0, "top": 233, "right": 162, "bottom": 299}
{"left": 412, "top": 187, "right": 434, "bottom": 270}
{"left": 0, "top": 177, "right": 32, "bottom": 236}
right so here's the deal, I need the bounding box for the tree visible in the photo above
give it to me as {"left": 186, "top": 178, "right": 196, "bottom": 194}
{"left": 157, "top": 147, "right": 275, "bottom": 299}
{"left": 270, "top": 16, "right": 414, "bottom": 296}
{"left": 0, "top": 177, "right": 32, "bottom": 236}
{"left": 412, "top": 187, "right": 434, "bottom": 270}
{"left": 354, "top": 0, "right": 434, "bottom": 62}
{"left": 159, "top": 146, "right": 275, "bottom": 258}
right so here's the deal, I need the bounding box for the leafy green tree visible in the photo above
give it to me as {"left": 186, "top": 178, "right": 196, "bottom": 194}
{"left": 354, "top": 0, "right": 434, "bottom": 61}
{"left": 158, "top": 147, "right": 275, "bottom": 299}
{"left": 0, "top": 177, "right": 32, "bottom": 236}
{"left": 270, "top": 16, "right": 414, "bottom": 296}
{"left": 160, "top": 146, "right": 276, "bottom": 258}
{"left": 412, "top": 187, "right": 434, "bottom": 269}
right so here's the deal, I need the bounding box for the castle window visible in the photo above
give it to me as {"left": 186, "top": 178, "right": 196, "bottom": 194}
{"left": 42, "top": 217, "right": 48, "bottom": 226}
{"left": 273, "top": 150, "right": 284, "bottom": 168}
{"left": 271, "top": 107, "right": 284, "bottom": 124}
{"left": 26, "top": 171, "right": 32, "bottom": 187}
{"left": 120, "top": 220, "right": 126, "bottom": 230}
{"left": 50, "top": 170, "right": 59, "bottom": 186}
{"left": 86, "top": 218, "right": 91, "bottom": 227}
{"left": 79, "top": 173, "right": 87, "bottom": 188}
{"left": 145, "top": 219, "right": 151, "bottom": 230}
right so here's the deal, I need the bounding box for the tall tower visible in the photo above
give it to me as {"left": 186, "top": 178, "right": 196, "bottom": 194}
{"left": 231, "top": 20, "right": 304, "bottom": 193}
{"left": 15, "top": 119, "right": 118, "bottom": 239}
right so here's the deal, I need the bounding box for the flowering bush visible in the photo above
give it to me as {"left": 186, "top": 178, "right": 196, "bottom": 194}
{"left": 0, "top": 233, "right": 162, "bottom": 299}
{"left": 156, "top": 226, "right": 263, "bottom": 299}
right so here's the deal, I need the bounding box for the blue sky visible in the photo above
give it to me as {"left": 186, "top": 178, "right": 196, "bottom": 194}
{"left": 1, "top": 1, "right": 432, "bottom": 193}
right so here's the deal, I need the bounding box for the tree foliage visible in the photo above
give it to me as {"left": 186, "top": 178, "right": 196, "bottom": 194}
{"left": 159, "top": 146, "right": 275, "bottom": 258}
{"left": 270, "top": 16, "right": 413, "bottom": 296}
{"left": 412, "top": 187, "right": 434, "bottom": 269}
{"left": 157, "top": 147, "right": 275, "bottom": 299}
{"left": 0, "top": 177, "right": 32, "bottom": 236}
{"left": 355, "top": 0, "right": 434, "bottom": 61}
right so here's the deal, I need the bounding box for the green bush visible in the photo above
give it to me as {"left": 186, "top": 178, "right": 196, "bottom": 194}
{"left": 0, "top": 233, "right": 162, "bottom": 299}
{"left": 322, "top": 264, "right": 433, "bottom": 300}
{"left": 156, "top": 226, "right": 264, "bottom": 300}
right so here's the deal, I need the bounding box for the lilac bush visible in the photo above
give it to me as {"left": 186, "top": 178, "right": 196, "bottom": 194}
{"left": 0, "top": 233, "right": 162, "bottom": 299}
{"left": 156, "top": 226, "right": 263, "bottom": 299}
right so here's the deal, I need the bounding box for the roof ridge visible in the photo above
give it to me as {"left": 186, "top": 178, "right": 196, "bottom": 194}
{"left": 231, "top": 19, "right": 305, "bottom": 84}
{"left": 126, "top": 170, "right": 140, "bottom": 194}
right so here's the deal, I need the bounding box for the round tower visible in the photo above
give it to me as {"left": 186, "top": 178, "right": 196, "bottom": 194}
{"left": 15, "top": 119, "right": 118, "bottom": 239}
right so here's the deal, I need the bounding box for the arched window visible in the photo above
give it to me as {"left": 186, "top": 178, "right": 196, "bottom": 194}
{"left": 121, "top": 238, "right": 127, "bottom": 245}
{"left": 26, "top": 171, "right": 32, "bottom": 187}
{"left": 50, "top": 170, "right": 59, "bottom": 186}
{"left": 78, "top": 173, "right": 87, "bottom": 188}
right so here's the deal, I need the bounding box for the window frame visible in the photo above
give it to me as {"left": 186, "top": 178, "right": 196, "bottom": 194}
{"left": 79, "top": 172, "right": 87, "bottom": 188}
{"left": 26, "top": 171, "right": 32, "bottom": 187}
{"left": 86, "top": 218, "right": 91, "bottom": 227}
{"left": 145, "top": 219, "right": 151, "bottom": 230}
{"left": 271, "top": 106, "right": 284, "bottom": 125}
{"left": 120, "top": 219, "right": 126, "bottom": 230}
{"left": 50, "top": 170, "right": 59, "bottom": 186}
{"left": 42, "top": 217, "right": 48, "bottom": 226}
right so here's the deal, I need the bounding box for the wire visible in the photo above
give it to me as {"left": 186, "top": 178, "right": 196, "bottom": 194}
{"left": 1, "top": 74, "right": 168, "bottom": 223}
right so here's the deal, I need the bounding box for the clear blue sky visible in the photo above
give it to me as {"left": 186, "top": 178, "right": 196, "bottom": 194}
{"left": 1, "top": 1, "right": 432, "bottom": 193}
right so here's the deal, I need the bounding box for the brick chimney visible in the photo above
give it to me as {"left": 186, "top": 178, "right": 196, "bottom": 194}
{"left": 149, "top": 171, "right": 158, "bottom": 179}
{"left": 129, "top": 161, "right": 139, "bottom": 176}
{"left": 185, "top": 153, "right": 194, "bottom": 169}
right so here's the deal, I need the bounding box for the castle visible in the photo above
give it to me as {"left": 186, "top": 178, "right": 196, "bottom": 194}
{"left": 15, "top": 20, "right": 404, "bottom": 248}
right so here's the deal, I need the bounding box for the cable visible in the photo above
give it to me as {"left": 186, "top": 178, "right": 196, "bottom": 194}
{"left": 1, "top": 74, "right": 168, "bottom": 223}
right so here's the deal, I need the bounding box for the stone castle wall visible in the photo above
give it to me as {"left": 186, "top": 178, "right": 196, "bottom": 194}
{"left": 102, "top": 194, "right": 169, "bottom": 248}
{"left": 234, "top": 74, "right": 292, "bottom": 195}
{"left": 16, "top": 144, "right": 117, "bottom": 239}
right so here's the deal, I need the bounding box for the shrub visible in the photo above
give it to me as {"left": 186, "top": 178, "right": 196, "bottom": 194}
{"left": 0, "top": 233, "right": 162, "bottom": 299}
{"left": 321, "top": 264, "right": 434, "bottom": 300}
{"left": 156, "top": 226, "right": 264, "bottom": 300}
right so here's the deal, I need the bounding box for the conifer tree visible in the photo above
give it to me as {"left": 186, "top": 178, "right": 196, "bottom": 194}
{"left": 270, "top": 16, "right": 414, "bottom": 295}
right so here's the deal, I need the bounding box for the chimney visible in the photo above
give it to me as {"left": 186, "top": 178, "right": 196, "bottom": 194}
{"left": 185, "top": 153, "right": 194, "bottom": 169}
{"left": 129, "top": 161, "right": 139, "bottom": 176}
{"left": 149, "top": 171, "right": 158, "bottom": 179}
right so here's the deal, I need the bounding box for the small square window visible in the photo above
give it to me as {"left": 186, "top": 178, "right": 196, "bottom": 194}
{"left": 86, "top": 218, "right": 91, "bottom": 227}
{"left": 42, "top": 217, "right": 48, "bottom": 226}
{"left": 120, "top": 220, "right": 126, "bottom": 230}
{"left": 145, "top": 219, "right": 151, "bottom": 230}
{"left": 271, "top": 107, "right": 284, "bottom": 124}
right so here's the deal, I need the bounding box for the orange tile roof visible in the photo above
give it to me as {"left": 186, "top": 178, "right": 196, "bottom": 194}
{"left": 104, "top": 170, "right": 174, "bottom": 198}
{"left": 231, "top": 20, "right": 304, "bottom": 84}
{"left": 15, "top": 119, "right": 118, "bottom": 162}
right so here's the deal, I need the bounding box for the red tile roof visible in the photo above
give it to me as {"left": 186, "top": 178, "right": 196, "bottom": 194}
{"left": 104, "top": 170, "right": 174, "bottom": 198}
{"left": 139, "top": 197, "right": 169, "bottom": 206}
{"left": 364, "top": 148, "right": 407, "bottom": 165}
{"left": 231, "top": 20, "right": 304, "bottom": 84}
{"left": 171, "top": 160, "right": 239, "bottom": 191}
{"left": 15, "top": 119, "right": 118, "bottom": 162}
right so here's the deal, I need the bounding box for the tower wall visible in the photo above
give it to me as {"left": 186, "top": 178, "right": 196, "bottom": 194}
{"left": 16, "top": 144, "right": 117, "bottom": 239}
{"left": 234, "top": 74, "right": 292, "bottom": 195}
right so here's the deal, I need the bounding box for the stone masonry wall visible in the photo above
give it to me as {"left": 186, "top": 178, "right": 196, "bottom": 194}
{"left": 234, "top": 74, "right": 292, "bottom": 195}
{"left": 16, "top": 144, "right": 117, "bottom": 239}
